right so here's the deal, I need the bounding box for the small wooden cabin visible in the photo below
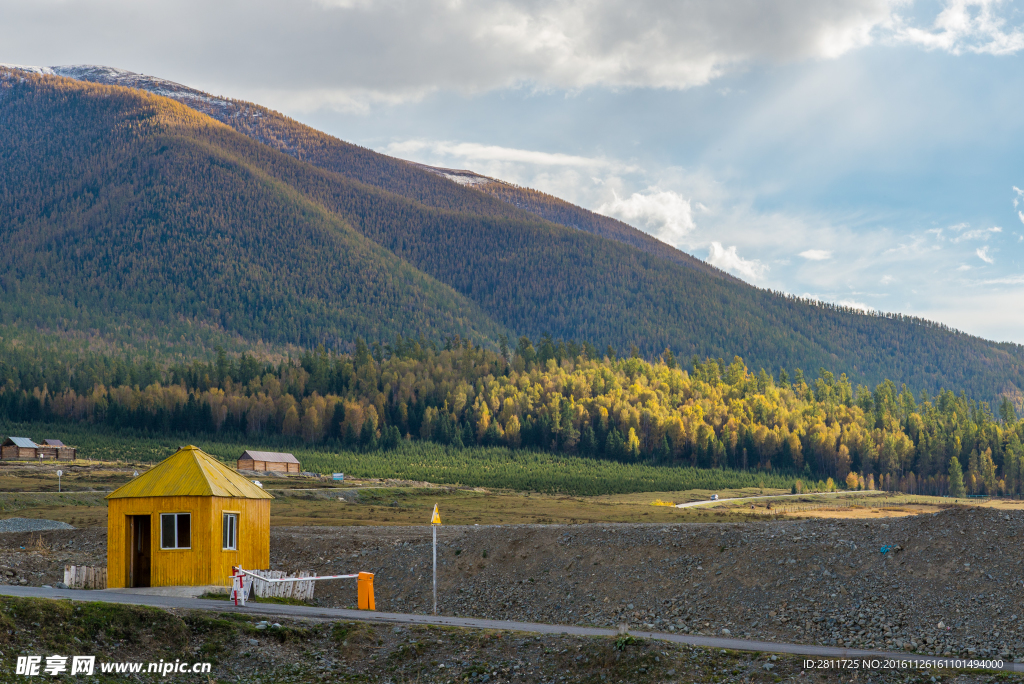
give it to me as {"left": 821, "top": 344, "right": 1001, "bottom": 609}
{"left": 237, "top": 450, "right": 300, "bottom": 473}
{"left": 1, "top": 437, "right": 39, "bottom": 460}
{"left": 106, "top": 445, "right": 273, "bottom": 589}
{"left": 37, "top": 440, "right": 76, "bottom": 461}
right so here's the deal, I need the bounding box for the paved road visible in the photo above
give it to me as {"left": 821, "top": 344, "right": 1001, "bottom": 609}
{"left": 674, "top": 490, "right": 888, "bottom": 508}
{"left": 0, "top": 586, "right": 1017, "bottom": 673}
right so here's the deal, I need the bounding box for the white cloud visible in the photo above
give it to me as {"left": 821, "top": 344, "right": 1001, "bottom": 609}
{"left": 1018, "top": 210, "right": 1024, "bottom": 226}
{"left": 801, "top": 292, "right": 874, "bottom": 312}
{"left": 799, "top": 249, "right": 833, "bottom": 260}
{"left": 10, "top": 0, "right": 1024, "bottom": 111}
{"left": 834, "top": 299, "right": 873, "bottom": 312}
{"left": 386, "top": 140, "right": 617, "bottom": 170}
{"left": 597, "top": 190, "right": 696, "bottom": 243}
{"left": 892, "top": 0, "right": 1024, "bottom": 56}
{"left": 951, "top": 225, "right": 1002, "bottom": 242}
{"left": 977, "top": 245, "right": 995, "bottom": 263}
{"left": 707, "top": 242, "right": 767, "bottom": 280}
{"left": 981, "top": 274, "right": 1024, "bottom": 285}
{"left": 880, "top": 274, "right": 895, "bottom": 284}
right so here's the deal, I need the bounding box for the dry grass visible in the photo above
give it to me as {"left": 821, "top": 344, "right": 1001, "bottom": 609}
{"left": 10, "top": 461, "right": 1023, "bottom": 527}
{"left": 781, "top": 505, "right": 943, "bottom": 519}
{"left": 271, "top": 487, "right": 775, "bottom": 526}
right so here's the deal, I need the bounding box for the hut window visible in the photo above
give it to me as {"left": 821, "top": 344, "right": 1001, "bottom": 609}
{"left": 160, "top": 513, "right": 191, "bottom": 549}
{"left": 223, "top": 513, "right": 238, "bottom": 550}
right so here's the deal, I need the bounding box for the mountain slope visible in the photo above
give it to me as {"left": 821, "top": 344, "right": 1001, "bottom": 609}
{"left": 33, "top": 64, "right": 730, "bottom": 282}
{"left": 0, "top": 70, "right": 508, "bottom": 351}
{"left": 3, "top": 66, "right": 1024, "bottom": 405}
{"left": 408, "top": 162, "right": 738, "bottom": 281}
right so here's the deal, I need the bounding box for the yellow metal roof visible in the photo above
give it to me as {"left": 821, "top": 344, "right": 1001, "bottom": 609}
{"left": 106, "top": 445, "right": 274, "bottom": 500}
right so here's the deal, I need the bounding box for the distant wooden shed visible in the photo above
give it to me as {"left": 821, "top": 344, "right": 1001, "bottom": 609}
{"left": 37, "top": 439, "right": 76, "bottom": 461}
{"left": 1, "top": 437, "right": 39, "bottom": 460}
{"left": 237, "top": 450, "right": 300, "bottom": 473}
{"left": 106, "top": 445, "right": 273, "bottom": 589}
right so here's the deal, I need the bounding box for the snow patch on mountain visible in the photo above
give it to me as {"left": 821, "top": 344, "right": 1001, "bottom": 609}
{"left": 408, "top": 162, "right": 499, "bottom": 187}
{"left": 0, "top": 63, "right": 235, "bottom": 110}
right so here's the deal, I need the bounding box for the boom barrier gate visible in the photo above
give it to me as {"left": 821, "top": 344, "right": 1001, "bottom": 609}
{"left": 230, "top": 566, "right": 375, "bottom": 610}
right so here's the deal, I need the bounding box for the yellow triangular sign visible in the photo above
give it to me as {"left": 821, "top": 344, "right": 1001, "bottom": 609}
{"left": 430, "top": 504, "right": 441, "bottom": 525}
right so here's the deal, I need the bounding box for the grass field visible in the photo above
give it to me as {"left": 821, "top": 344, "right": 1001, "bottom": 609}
{"left": 6, "top": 421, "right": 1007, "bottom": 529}
{"left": 0, "top": 463, "right": 1012, "bottom": 528}
{"left": 709, "top": 491, "right": 1024, "bottom": 519}
{"left": 0, "top": 466, "right": 789, "bottom": 527}
{"left": 0, "top": 421, "right": 794, "bottom": 496}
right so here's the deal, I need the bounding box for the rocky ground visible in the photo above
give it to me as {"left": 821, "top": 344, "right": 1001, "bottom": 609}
{"left": 277, "top": 506, "right": 1024, "bottom": 661}
{"left": 0, "top": 595, "right": 1012, "bottom": 683}
{"left": 1, "top": 506, "right": 1022, "bottom": 664}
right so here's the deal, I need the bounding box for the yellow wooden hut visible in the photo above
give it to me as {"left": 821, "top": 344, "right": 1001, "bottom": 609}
{"left": 106, "top": 445, "right": 273, "bottom": 589}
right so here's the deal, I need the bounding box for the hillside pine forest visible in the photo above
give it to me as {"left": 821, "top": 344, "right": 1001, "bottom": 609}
{"left": 2, "top": 68, "right": 1024, "bottom": 408}
{"left": 2, "top": 335, "right": 1021, "bottom": 498}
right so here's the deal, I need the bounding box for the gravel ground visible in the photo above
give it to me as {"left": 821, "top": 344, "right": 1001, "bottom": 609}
{"left": 1, "top": 506, "right": 1021, "bottom": 665}
{"left": 272, "top": 506, "right": 1024, "bottom": 662}
{"left": 0, "top": 517, "right": 74, "bottom": 533}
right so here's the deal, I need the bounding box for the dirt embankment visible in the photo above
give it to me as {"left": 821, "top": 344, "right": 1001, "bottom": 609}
{"left": 1, "top": 508, "right": 1022, "bottom": 661}
{"left": 0, "top": 595, "right": 992, "bottom": 684}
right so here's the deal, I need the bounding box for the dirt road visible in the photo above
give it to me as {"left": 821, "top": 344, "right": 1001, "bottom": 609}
{"left": 674, "top": 490, "right": 887, "bottom": 508}
{"left": 0, "top": 585, "right": 1018, "bottom": 674}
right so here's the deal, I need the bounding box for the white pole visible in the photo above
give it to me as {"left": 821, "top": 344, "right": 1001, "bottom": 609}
{"left": 432, "top": 524, "right": 437, "bottom": 615}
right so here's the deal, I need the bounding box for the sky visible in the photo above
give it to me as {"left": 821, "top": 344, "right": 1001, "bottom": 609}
{"left": 3, "top": 0, "right": 1024, "bottom": 342}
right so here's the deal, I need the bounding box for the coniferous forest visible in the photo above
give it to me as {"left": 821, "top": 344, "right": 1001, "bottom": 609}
{"left": 1, "top": 335, "right": 1020, "bottom": 497}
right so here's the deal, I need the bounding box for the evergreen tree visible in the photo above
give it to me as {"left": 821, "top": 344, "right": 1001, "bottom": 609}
{"left": 360, "top": 417, "right": 378, "bottom": 450}
{"left": 948, "top": 456, "right": 966, "bottom": 498}
{"left": 655, "top": 435, "right": 670, "bottom": 463}
{"left": 579, "top": 424, "right": 597, "bottom": 455}
{"left": 1000, "top": 396, "right": 1018, "bottom": 424}
{"left": 626, "top": 428, "right": 641, "bottom": 461}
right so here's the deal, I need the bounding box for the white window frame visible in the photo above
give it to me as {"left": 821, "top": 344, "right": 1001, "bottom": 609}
{"left": 222, "top": 512, "right": 239, "bottom": 551}
{"left": 160, "top": 513, "right": 192, "bottom": 550}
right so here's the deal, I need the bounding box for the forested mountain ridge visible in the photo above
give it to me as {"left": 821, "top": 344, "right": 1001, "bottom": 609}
{"left": 409, "top": 161, "right": 738, "bottom": 281}
{"left": 29, "top": 64, "right": 733, "bottom": 282}
{"left": 0, "top": 70, "right": 509, "bottom": 351}
{"left": 2, "top": 67, "right": 1024, "bottom": 407}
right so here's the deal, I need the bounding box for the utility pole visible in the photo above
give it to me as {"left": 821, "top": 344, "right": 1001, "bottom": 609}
{"left": 57, "top": 470, "right": 62, "bottom": 493}
{"left": 431, "top": 503, "right": 441, "bottom": 615}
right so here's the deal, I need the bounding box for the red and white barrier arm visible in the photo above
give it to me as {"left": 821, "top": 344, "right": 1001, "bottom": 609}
{"left": 237, "top": 569, "right": 359, "bottom": 582}
{"left": 229, "top": 567, "right": 373, "bottom": 608}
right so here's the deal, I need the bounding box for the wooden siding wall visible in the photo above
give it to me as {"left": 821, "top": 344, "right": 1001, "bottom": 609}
{"left": 209, "top": 497, "right": 270, "bottom": 586}
{"left": 107, "top": 496, "right": 270, "bottom": 588}
{"left": 40, "top": 447, "right": 76, "bottom": 460}
{"left": 237, "top": 460, "right": 298, "bottom": 473}
{"left": 1, "top": 446, "right": 37, "bottom": 460}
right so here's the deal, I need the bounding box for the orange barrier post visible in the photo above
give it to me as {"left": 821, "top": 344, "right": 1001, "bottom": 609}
{"left": 357, "top": 572, "right": 375, "bottom": 610}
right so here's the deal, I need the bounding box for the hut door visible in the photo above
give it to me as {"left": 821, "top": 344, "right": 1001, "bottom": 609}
{"left": 129, "top": 516, "right": 151, "bottom": 588}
